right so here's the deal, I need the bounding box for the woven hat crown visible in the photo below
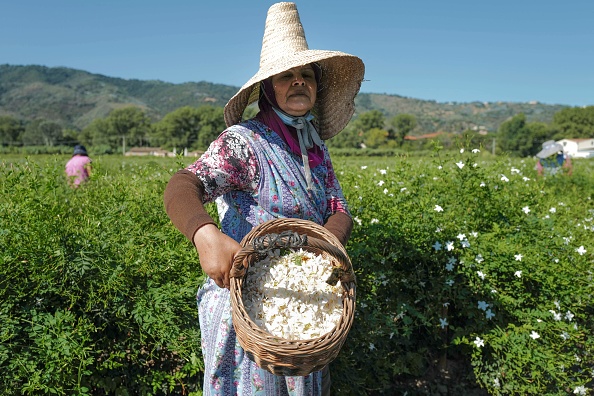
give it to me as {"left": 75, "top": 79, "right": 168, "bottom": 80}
{"left": 223, "top": 2, "right": 365, "bottom": 140}
{"left": 260, "top": 3, "right": 309, "bottom": 66}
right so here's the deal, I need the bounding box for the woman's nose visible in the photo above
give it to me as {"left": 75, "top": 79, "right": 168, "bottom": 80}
{"left": 292, "top": 76, "right": 305, "bottom": 86}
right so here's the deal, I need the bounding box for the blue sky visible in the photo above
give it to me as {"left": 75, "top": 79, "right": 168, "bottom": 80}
{"left": 2, "top": 0, "right": 593, "bottom": 106}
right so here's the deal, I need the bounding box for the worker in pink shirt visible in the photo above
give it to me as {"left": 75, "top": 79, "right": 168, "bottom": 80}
{"left": 65, "top": 145, "right": 92, "bottom": 187}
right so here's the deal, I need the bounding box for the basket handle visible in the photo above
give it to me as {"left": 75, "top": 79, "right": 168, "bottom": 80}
{"left": 230, "top": 231, "right": 355, "bottom": 285}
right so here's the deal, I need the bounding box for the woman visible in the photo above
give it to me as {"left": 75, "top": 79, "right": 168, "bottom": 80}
{"left": 65, "top": 144, "right": 92, "bottom": 187}
{"left": 163, "top": 3, "right": 364, "bottom": 395}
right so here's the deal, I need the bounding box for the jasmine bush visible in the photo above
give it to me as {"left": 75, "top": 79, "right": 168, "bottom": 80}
{"left": 1, "top": 151, "right": 592, "bottom": 395}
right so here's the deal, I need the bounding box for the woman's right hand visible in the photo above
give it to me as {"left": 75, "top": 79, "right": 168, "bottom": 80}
{"left": 193, "top": 224, "right": 242, "bottom": 289}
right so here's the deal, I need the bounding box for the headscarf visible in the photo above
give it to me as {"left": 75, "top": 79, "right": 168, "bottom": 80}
{"left": 255, "top": 73, "right": 324, "bottom": 190}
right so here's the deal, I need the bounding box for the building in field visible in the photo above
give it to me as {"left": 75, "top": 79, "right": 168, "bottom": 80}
{"left": 556, "top": 138, "right": 594, "bottom": 158}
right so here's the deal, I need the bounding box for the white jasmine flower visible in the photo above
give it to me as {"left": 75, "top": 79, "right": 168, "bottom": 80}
{"left": 493, "top": 378, "right": 500, "bottom": 388}
{"left": 475, "top": 254, "right": 484, "bottom": 263}
{"left": 456, "top": 161, "right": 464, "bottom": 169}
{"left": 439, "top": 318, "right": 448, "bottom": 328}
{"left": 549, "top": 310, "right": 562, "bottom": 321}
{"left": 530, "top": 331, "right": 540, "bottom": 340}
{"left": 434, "top": 205, "right": 444, "bottom": 212}
{"left": 576, "top": 246, "right": 587, "bottom": 255}
{"left": 523, "top": 176, "right": 531, "bottom": 181}
{"left": 446, "top": 279, "right": 455, "bottom": 286}
{"left": 354, "top": 216, "right": 362, "bottom": 226}
{"left": 378, "top": 180, "right": 385, "bottom": 186}
{"left": 371, "top": 218, "right": 379, "bottom": 224}
{"left": 514, "top": 254, "right": 523, "bottom": 261}
{"left": 565, "top": 311, "right": 575, "bottom": 321}
{"left": 514, "top": 270, "right": 522, "bottom": 278}
{"left": 511, "top": 167, "right": 520, "bottom": 174}
{"left": 522, "top": 206, "right": 530, "bottom": 214}
{"left": 400, "top": 187, "right": 407, "bottom": 192}
{"left": 474, "top": 337, "right": 484, "bottom": 348}
{"left": 561, "top": 332, "right": 570, "bottom": 340}
{"left": 480, "top": 182, "right": 486, "bottom": 187}
{"left": 361, "top": 165, "right": 368, "bottom": 169}
{"left": 501, "top": 175, "right": 509, "bottom": 182}
{"left": 379, "top": 169, "right": 387, "bottom": 175}
{"left": 445, "top": 241, "right": 454, "bottom": 251}
{"left": 369, "top": 343, "right": 376, "bottom": 350}
{"left": 472, "top": 149, "right": 480, "bottom": 153}
{"left": 445, "top": 262, "right": 454, "bottom": 271}
{"left": 478, "top": 301, "right": 489, "bottom": 311}
{"left": 432, "top": 241, "right": 442, "bottom": 251}
{"left": 550, "top": 207, "right": 556, "bottom": 213}
{"left": 383, "top": 188, "right": 388, "bottom": 194}
{"left": 574, "top": 385, "right": 586, "bottom": 395}
{"left": 485, "top": 309, "right": 495, "bottom": 319}
{"left": 457, "top": 233, "right": 466, "bottom": 240}
{"left": 471, "top": 231, "right": 478, "bottom": 237}
{"left": 460, "top": 148, "right": 465, "bottom": 153}
{"left": 477, "top": 271, "right": 486, "bottom": 280}
{"left": 438, "top": 165, "right": 443, "bottom": 170}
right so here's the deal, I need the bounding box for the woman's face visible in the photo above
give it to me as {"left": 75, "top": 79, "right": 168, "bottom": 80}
{"left": 271, "top": 65, "right": 317, "bottom": 116}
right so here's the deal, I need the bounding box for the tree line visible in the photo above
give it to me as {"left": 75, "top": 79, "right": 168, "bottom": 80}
{"left": 1, "top": 104, "right": 593, "bottom": 156}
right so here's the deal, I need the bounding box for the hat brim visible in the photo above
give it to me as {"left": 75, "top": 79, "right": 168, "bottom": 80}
{"left": 536, "top": 144, "right": 563, "bottom": 159}
{"left": 224, "top": 50, "right": 364, "bottom": 140}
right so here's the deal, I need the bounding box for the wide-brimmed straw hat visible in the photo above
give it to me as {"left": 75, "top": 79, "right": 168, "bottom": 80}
{"left": 223, "top": 2, "right": 365, "bottom": 140}
{"left": 536, "top": 140, "right": 563, "bottom": 159}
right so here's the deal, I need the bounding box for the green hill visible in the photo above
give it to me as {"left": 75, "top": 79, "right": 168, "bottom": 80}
{"left": 0, "top": 64, "right": 569, "bottom": 133}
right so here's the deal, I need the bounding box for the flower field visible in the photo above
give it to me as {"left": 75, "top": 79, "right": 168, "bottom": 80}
{"left": 1, "top": 150, "right": 592, "bottom": 395}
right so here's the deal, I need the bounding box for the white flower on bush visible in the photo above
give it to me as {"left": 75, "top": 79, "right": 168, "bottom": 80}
{"left": 378, "top": 180, "right": 385, "bottom": 186}
{"left": 511, "top": 167, "right": 520, "bottom": 174}
{"left": 243, "top": 249, "right": 344, "bottom": 340}
{"left": 379, "top": 169, "right": 387, "bottom": 175}
{"left": 480, "top": 182, "right": 486, "bottom": 187}
{"left": 439, "top": 318, "right": 448, "bottom": 328}
{"left": 561, "top": 332, "right": 570, "bottom": 340}
{"left": 523, "top": 176, "right": 531, "bottom": 181}
{"left": 565, "top": 311, "right": 575, "bottom": 321}
{"left": 573, "top": 385, "right": 587, "bottom": 395}
{"left": 456, "top": 161, "right": 465, "bottom": 169}
{"left": 501, "top": 175, "right": 509, "bottom": 182}
{"left": 475, "top": 254, "right": 484, "bottom": 263}
{"left": 478, "top": 301, "right": 489, "bottom": 311}
{"left": 360, "top": 165, "right": 367, "bottom": 170}
{"left": 576, "top": 246, "right": 587, "bottom": 255}
{"left": 446, "top": 279, "right": 455, "bottom": 286}
{"left": 472, "top": 149, "right": 480, "bottom": 154}
{"left": 549, "top": 310, "right": 562, "bottom": 321}
{"left": 515, "top": 270, "right": 522, "bottom": 278}
{"left": 474, "top": 337, "right": 484, "bottom": 348}
{"left": 522, "top": 206, "right": 531, "bottom": 214}
{"left": 477, "top": 271, "right": 486, "bottom": 280}
{"left": 456, "top": 233, "right": 466, "bottom": 240}
{"left": 432, "top": 241, "right": 442, "bottom": 251}
{"left": 550, "top": 207, "right": 557, "bottom": 213}
{"left": 485, "top": 309, "right": 495, "bottom": 320}
{"left": 445, "top": 262, "right": 454, "bottom": 271}
{"left": 445, "top": 241, "right": 454, "bottom": 251}
{"left": 530, "top": 331, "right": 540, "bottom": 340}
{"left": 434, "top": 205, "right": 443, "bottom": 212}
{"left": 353, "top": 217, "right": 362, "bottom": 226}
{"left": 514, "top": 254, "right": 523, "bottom": 261}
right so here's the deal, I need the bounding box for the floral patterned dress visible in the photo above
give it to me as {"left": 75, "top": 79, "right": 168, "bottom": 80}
{"left": 187, "top": 119, "right": 349, "bottom": 396}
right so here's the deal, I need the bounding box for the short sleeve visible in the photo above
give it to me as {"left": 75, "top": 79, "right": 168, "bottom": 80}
{"left": 186, "top": 130, "right": 259, "bottom": 203}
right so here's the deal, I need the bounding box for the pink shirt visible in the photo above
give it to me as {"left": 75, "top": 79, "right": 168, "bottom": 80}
{"left": 65, "top": 155, "right": 91, "bottom": 186}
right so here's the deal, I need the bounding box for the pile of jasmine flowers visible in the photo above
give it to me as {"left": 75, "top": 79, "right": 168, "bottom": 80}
{"left": 243, "top": 249, "right": 344, "bottom": 340}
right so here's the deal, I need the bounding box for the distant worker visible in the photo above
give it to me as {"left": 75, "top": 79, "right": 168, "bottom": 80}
{"left": 535, "top": 140, "right": 572, "bottom": 176}
{"left": 65, "top": 144, "right": 92, "bottom": 187}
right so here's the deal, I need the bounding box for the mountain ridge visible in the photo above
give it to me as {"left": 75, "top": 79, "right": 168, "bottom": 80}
{"left": 0, "top": 64, "right": 569, "bottom": 133}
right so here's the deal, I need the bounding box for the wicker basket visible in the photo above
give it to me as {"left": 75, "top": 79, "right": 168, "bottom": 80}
{"left": 230, "top": 218, "right": 356, "bottom": 376}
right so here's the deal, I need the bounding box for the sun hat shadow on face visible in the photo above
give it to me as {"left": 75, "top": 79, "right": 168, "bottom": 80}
{"left": 223, "top": 2, "right": 365, "bottom": 140}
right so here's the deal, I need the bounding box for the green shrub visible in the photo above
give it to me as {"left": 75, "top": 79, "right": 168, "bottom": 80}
{"left": 1, "top": 152, "right": 592, "bottom": 395}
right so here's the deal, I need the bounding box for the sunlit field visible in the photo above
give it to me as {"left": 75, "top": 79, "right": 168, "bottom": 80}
{"left": 1, "top": 151, "right": 593, "bottom": 395}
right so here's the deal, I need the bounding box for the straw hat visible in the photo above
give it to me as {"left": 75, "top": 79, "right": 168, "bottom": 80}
{"left": 223, "top": 2, "right": 365, "bottom": 140}
{"left": 536, "top": 140, "right": 563, "bottom": 159}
